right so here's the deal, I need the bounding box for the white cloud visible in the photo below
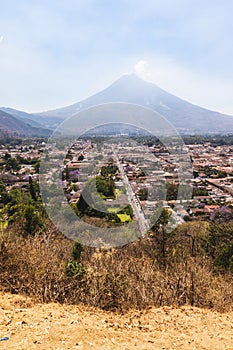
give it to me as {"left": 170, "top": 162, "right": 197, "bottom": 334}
{"left": 0, "top": 36, "right": 3, "bottom": 43}
{"left": 134, "top": 60, "right": 151, "bottom": 78}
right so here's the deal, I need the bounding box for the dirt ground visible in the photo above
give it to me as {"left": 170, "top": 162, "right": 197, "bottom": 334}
{"left": 0, "top": 292, "right": 233, "bottom": 350}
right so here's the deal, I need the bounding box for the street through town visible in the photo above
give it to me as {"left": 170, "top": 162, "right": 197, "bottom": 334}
{"left": 112, "top": 147, "right": 150, "bottom": 236}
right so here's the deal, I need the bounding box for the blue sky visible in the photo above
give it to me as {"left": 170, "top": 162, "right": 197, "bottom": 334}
{"left": 0, "top": 0, "right": 232, "bottom": 114}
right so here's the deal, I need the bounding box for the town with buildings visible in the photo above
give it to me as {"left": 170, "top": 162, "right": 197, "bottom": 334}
{"left": 1, "top": 137, "right": 233, "bottom": 232}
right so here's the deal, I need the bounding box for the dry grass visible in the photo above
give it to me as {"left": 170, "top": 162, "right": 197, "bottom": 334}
{"left": 0, "top": 225, "right": 233, "bottom": 313}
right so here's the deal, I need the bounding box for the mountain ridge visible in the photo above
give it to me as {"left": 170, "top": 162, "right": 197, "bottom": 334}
{"left": 36, "top": 74, "right": 233, "bottom": 134}
{"left": 2, "top": 74, "right": 233, "bottom": 134}
{"left": 0, "top": 110, "right": 51, "bottom": 137}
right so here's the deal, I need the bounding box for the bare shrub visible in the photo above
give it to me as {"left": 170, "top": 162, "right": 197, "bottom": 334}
{"left": 0, "top": 227, "right": 232, "bottom": 313}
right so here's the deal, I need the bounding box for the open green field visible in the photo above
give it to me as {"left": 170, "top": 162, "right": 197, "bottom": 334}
{"left": 117, "top": 213, "right": 132, "bottom": 222}
{"left": 108, "top": 207, "right": 133, "bottom": 222}
{"left": 108, "top": 207, "right": 121, "bottom": 213}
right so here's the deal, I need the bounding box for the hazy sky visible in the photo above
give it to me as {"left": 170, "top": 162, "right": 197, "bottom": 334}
{"left": 0, "top": 0, "right": 232, "bottom": 114}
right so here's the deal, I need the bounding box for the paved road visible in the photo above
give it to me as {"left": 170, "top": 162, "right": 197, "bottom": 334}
{"left": 112, "top": 147, "right": 149, "bottom": 237}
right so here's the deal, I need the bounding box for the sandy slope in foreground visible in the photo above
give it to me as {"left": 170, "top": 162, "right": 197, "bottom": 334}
{"left": 0, "top": 292, "right": 232, "bottom": 350}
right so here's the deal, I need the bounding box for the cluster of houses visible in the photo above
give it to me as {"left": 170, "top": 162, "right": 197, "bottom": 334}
{"left": 0, "top": 141, "right": 45, "bottom": 188}
{"left": 2, "top": 139, "right": 233, "bottom": 222}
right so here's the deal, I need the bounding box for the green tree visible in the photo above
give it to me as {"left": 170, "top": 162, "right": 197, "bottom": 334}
{"left": 214, "top": 243, "right": 233, "bottom": 272}
{"left": 66, "top": 241, "right": 86, "bottom": 280}
{"left": 150, "top": 208, "right": 173, "bottom": 267}
{"left": 166, "top": 183, "right": 178, "bottom": 201}
{"left": 78, "top": 154, "right": 84, "bottom": 161}
{"left": 33, "top": 161, "right": 40, "bottom": 173}
{"left": 0, "top": 181, "right": 9, "bottom": 206}
{"left": 72, "top": 241, "right": 84, "bottom": 262}
{"left": 4, "top": 152, "right": 11, "bottom": 161}
{"left": 204, "top": 221, "right": 233, "bottom": 273}
{"left": 137, "top": 188, "right": 148, "bottom": 201}
{"left": 96, "top": 176, "right": 115, "bottom": 198}
{"left": 119, "top": 204, "right": 134, "bottom": 219}
{"left": 5, "top": 157, "right": 20, "bottom": 172}
{"left": 29, "top": 176, "right": 37, "bottom": 201}
{"left": 23, "top": 204, "right": 43, "bottom": 235}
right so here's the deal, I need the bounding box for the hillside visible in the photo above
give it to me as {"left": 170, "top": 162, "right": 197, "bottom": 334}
{"left": 0, "top": 292, "right": 232, "bottom": 350}
{"left": 0, "top": 107, "right": 63, "bottom": 129}
{"left": 0, "top": 110, "right": 51, "bottom": 136}
{"left": 0, "top": 108, "right": 44, "bottom": 128}
{"left": 37, "top": 74, "right": 233, "bottom": 134}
